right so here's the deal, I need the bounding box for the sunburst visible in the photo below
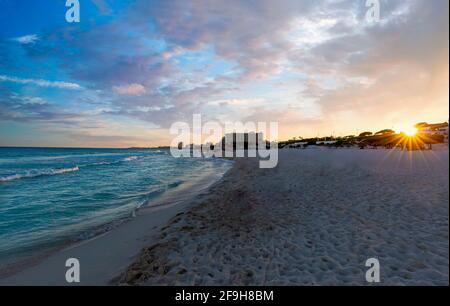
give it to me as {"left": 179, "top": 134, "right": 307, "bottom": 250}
{"left": 403, "top": 126, "right": 418, "bottom": 136}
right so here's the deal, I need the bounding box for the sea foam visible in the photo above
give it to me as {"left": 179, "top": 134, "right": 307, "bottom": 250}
{"left": 0, "top": 166, "right": 80, "bottom": 182}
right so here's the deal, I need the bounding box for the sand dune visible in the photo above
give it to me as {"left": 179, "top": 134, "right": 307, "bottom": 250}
{"left": 121, "top": 147, "right": 449, "bottom": 285}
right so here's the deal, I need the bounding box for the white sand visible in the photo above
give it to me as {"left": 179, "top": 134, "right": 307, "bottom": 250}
{"left": 120, "top": 146, "right": 449, "bottom": 285}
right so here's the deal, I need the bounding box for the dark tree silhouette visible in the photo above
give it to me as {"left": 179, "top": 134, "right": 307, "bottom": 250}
{"left": 414, "top": 122, "right": 429, "bottom": 128}
{"left": 359, "top": 131, "right": 373, "bottom": 137}
{"left": 375, "top": 129, "right": 395, "bottom": 135}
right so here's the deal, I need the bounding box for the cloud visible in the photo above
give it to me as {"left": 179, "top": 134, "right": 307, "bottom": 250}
{"left": 99, "top": 0, "right": 449, "bottom": 132}
{"left": 18, "top": 96, "right": 48, "bottom": 105}
{"left": 12, "top": 34, "right": 39, "bottom": 44}
{"left": 0, "top": 89, "right": 81, "bottom": 123}
{"left": 140, "top": 0, "right": 320, "bottom": 81}
{"left": 0, "top": 75, "right": 82, "bottom": 90}
{"left": 293, "top": 0, "right": 449, "bottom": 131}
{"left": 0, "top": 0, "right": 447, "bottom": 144}
{"left": 112, "top": 83, "right": 146, "bottom": 95}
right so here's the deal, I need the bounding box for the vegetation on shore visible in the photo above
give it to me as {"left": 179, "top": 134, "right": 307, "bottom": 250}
{"left": 278, "top": 123, "right": 447, "bottom": 151}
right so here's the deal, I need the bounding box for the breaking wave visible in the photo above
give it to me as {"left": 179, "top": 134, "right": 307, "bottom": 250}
{"left": 0, "top": 166, "right": 80, "bottom": 182}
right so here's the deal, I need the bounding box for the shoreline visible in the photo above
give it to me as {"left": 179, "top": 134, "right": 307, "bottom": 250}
{"left": 120, "top": 147, "right": 448, "bottom": 286}
{"left": 1, "top": 146, "right": 448, "bottom": 285}
{"left": 0, "top": 159, "right": 233, "bottom": 285}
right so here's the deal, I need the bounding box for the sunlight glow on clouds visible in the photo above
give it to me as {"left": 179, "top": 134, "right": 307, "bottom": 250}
{"left": 113, "top": 83, "right": 146, "bottom": 95}
{"left": 0, "top": 0, "right": 448, "bottom": 147}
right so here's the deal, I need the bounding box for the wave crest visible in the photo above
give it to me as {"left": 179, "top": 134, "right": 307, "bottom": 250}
{"left": 0, "top": 166, "right": 80, "bottom": 182}
{"left": 122, "top": 156, "right": 139, "bottom": 162}
{"left": 1, "top": 155, "right": 142, "bottom": 182}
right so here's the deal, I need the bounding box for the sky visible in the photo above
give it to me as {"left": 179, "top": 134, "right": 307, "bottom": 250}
{"left": 0, "top": 0, "right": 448, "bottom": 147}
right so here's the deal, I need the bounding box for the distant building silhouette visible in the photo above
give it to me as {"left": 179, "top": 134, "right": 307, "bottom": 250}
{"left": 416, "top": 122, "right": 449, "bottom": 136}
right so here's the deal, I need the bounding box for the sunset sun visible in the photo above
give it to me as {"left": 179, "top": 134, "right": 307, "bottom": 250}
{"left": 403, "top": 126, "right": 418, "bottom": 136}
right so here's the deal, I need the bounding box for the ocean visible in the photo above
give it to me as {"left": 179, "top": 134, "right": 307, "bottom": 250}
{"left": 0, "top": 147, "right": 231, "bottom": 261}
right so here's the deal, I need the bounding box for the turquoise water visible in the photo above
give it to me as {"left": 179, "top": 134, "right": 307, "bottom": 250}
{"left": 0, "top": 147, "right": 230, "bottom": 259}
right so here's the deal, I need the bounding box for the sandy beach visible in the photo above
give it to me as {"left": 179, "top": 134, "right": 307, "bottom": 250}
{"left": 1, "top": 146, "right": 448, "bottom": 285}
{"left": 120, "top": 146, "right": 449, "bottom": 286}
